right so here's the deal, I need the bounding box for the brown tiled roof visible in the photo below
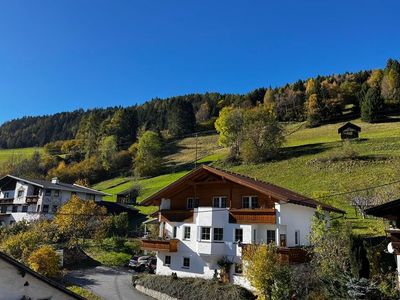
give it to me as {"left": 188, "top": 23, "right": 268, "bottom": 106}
{"left": 142, "top": 165, "right": 345, "bottom": 214}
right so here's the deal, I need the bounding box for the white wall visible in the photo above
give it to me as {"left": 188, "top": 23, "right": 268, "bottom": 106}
{"left": 279, "top": 203, "right": 315, "bottom": 247}
{"left": 0, "top": 258, "right": 77, "bottom": 300}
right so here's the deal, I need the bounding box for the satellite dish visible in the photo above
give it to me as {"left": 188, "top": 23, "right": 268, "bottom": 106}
{"left": 387, "top": 242, "right": 395, "bottom": 254}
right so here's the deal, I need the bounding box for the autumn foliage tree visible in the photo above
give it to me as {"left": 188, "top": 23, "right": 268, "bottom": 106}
{"left": 134, "top": 131, "right": 163, "bottom": 177}
{"left": 53, "top": 196, "right": 107, "bottom": 247}
{"left": 28, "top": 245, "right": 61, "bottom": 278}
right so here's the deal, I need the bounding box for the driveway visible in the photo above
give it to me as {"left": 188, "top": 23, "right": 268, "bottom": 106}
{"left": 65, "top": 266, "right": 153, "bottom": 300}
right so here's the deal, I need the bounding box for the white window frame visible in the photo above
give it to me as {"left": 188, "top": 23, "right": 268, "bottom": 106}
{"left": 183, "top": 226, "right": 191, "bottom": 240}
{"left": 200, "top": 227, "right": 211, "bottom": 241}
{"left": 242, "top": 196, "right": 259, "bottom": 209}
{"left": 212, "top": 196, "right": 227, "bottom": 208}
{"left": 172, "top": 226, "right": 177, "bottom": 238}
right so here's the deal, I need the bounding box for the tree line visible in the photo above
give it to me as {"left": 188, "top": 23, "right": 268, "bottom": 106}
{"left": 0, "top": 58, "right": 399, "bottom": 149}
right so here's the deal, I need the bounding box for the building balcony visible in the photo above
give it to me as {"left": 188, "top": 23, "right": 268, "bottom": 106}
{"left": 229, "top": 208, "right": 276, "bottom": 224}
{"left": 0, "top": 198, "right": 13, "bottom": 205}
{"left": 25, "top": 195, "right": 39, "bottom": 204}
{"left": 242, "top": 244, "right": 309, "bottom": 264}
{"left": 159, "top": 209, "right": 194, "bottom": 223}
{"left": 141, "top": 239, "right": 179, "bottom": 252}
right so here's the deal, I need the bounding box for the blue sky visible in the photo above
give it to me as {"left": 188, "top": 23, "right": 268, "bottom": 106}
{"left": 0, "top": 0, "right": 399, "bottom": 124}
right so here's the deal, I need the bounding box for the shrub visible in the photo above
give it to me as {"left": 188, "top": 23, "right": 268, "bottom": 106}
{"left": 135, "top": 275, "right": 255, "bottom": 300}
{"left": 28, "top": 245, "right": 61, "bottom": 278}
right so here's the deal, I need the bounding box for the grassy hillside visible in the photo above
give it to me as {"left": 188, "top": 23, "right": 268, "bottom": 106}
{"left": 0, "top": 147, "right": 43, "bottom": 164}
{"left": 94, "top": 119, "right": 400, "bottom": 235}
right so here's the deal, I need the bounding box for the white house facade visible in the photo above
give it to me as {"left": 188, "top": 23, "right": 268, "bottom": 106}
{"left": 140, "top": 165, "right": 344, "bottom": 288}
{"left": 0, "top": 175, "right": 106, "bottom": 226}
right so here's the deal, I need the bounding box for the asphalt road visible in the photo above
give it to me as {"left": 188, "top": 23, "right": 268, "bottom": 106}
{"left": 65, "top": 266, "right": 153, "bottom": 300}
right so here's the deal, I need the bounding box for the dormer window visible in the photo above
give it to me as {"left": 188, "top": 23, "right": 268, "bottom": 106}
{"left": 242, "top": 196, "right": 259, "bottom": 209}
{"left": 187, "top": 197, "right": 199, "bottom": 209}
{"left": 17, "top": 190, "right": 24, "bottom": 198}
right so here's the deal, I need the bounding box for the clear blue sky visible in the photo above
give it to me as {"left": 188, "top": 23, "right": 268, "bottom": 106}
{"left": 0, "top": 0, "right": 399, "bottom": 124}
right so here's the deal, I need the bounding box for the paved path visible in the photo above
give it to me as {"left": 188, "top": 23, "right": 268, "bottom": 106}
{"left": 65, "top": 266, "right": 153, "bottom": 300}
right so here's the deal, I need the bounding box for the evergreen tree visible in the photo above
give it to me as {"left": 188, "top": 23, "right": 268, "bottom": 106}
{"left": 167, "top": 99, "right": 196, "bottom": 137}
{"left": 361, "top": 86, "right": 384, "bottom": 123}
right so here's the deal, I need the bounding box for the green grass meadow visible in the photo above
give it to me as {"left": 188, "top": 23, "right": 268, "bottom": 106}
{"left": 0, "top": 147, "right": 43, "bottom": 164}
{"left": 93, "top": 118, "right": 400, "bottom": 235}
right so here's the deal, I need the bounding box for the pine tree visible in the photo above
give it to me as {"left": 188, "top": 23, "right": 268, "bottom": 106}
{"left": 361, "top": 86, "right": 384, "bottom": 123}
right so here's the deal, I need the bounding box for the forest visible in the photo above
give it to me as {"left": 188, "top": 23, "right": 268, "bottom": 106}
{"left": 0, "top": 58, "right": 398, "bottom": 150}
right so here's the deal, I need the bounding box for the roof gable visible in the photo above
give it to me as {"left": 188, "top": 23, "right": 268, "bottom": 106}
{"left": 338, "top": 122, "right": 361, "bottom": 134}
{"left": 142, "top": 165, "right": 344, "bottom": 213}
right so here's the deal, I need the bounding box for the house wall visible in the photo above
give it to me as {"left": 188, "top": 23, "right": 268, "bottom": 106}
{"left": 0, "top": 258, "right": 77, "bottom": 300}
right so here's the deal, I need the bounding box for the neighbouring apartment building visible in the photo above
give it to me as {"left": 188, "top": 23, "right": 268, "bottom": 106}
{"left": 0, "top": 174, "right": 107, "bottom": 226}
{"left": 140, "top": 165, "right": 344, "bottom": 288}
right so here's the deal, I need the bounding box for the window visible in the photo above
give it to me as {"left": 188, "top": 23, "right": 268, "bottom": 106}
{"left": 43, "top": 205, "right": 49, "bottom": 213}
{"left": 187, "top": 197, "right": 199, "bottom": 209}
{"left": 212, "top": 196, "right": 227, "bottom": 208}
{"left": 295, "top": 230, "right": 300, "bottom": 246}
{"left": 17, "top": 190, "right": 24, "bottom": 197}
{"left": 165, "top": 255, "right": 171, "bottom": 266}
{"left": 242, "top": 196, "right": 259, "bottom": 209}
{"left": 253, "top": 229, "right": 257, "bottom": 243}
{"left": 213, "top": 228, "right": 224, "bottom": 241}
{"left": 22, "top": 205, "right": 28, "bottom": 212}
{"left": 184, "top": 226, "right": 191, "bottom": 240}
{"left": 54, "top": 190, "right": 60, "bottom": 197}
{"left": 267, "top": 230, "right": 276, "bottom": 245}
{"left": 183, "top": 257, "right": 190, "bottom": 268}
{"left": 87, "top": 194, "right": 95, "bottom": 200}
{"left": 52, "top": 205, "right": 58, "bottom": 213}
{"left": 3, "top": 192, "right": 9, "bottom": 198}
{"left": 234, "top": 263, "right": 243, "bottom": 274}
{"left": 234, "top": 228, "right": 243, "bottom": 243}
{"left": 37, "top": 205, "right": 41, "bottom": 212}
{"left": 12, "top": 205, "right": 18, "bottom": 212}
{"left": 280, "top": 234, "right": 287, "bottom": 247}
{"left": 45, "top": 189, "right": 51, "bottom": 196}
{"left": 201, "top": 227, "right": 211, "bottom": 241}
{"left": 1, "top": 206, "right": 7, "bottom": 213}
{"left": 173, "top": 226, "right": 177, "bottom": 238}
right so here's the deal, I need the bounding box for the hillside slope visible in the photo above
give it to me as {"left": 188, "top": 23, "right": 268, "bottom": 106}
{"left": 94, "top": 118, "right": 400, "bottom": 236}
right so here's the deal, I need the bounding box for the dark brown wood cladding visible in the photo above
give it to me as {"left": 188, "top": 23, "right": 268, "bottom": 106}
{"left": 159, "top": 210, "right": 194, "bottom": 223}
{"left": 141, "top": 239, "right": 179, "bottom": 252}
{"left": 229, "top": 208, "right": 276, "bottom": 224}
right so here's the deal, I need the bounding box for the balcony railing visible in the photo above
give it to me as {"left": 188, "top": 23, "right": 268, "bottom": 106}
{"left": 25, "top": 195, "right": 39, "bottom": 204}
{"left": 141, "top": 239, "right": 179, "bottom": 252}
{"left": 159, "top": 210, "right": 194, "bottom": 223}
{"left": 229, "top": 208, "right": 276, "bottom": 224}
{"left": 0, "top": 198, "right": 13, "bottom": 205}
{"left": 242, "top": 244, "right": 309, "bottom": 264}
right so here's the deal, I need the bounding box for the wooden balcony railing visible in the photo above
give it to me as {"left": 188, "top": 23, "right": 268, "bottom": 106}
{"left": 141, "top": 239, "right": 179, "bottom": 252}
{"left": 159, "top": 210, "right": 194, "bottom": 223}
{"left": 25, "top": 195, "right": 39, "bottom": 204}
{"left": 242, "top": 244, "right": 309, "bottom": 264}
{"left": 229, "top": 208, "right": 276, "bottom": 224}
{"left": 0, "top": 198, "right": 13, "bottom": 205}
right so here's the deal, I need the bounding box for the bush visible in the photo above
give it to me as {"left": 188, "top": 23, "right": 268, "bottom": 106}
{"left": 28, "top": 245, "right": 61, "bottom": 278}
{"left": 135, "top": 275, "right": 255, "bottom": 300}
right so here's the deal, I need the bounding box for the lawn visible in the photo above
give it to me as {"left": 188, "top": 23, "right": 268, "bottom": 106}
{"left": 0, "top": 147, "right": 43, "bottom": 164}
{"left": 93, "top": 118, "right": 400, "bottom": 235}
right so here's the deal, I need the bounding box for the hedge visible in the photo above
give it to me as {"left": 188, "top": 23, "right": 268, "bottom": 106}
{"left": 134, "top": 275, "right": 255, "bottom": 300}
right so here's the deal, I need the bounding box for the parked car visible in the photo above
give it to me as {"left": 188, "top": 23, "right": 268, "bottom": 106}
{"left": 129, "top": 255, "right": 151, "bottom": 272}
{"left": 146, "top": 257, "right": 157, "bottom": 274}
{"left": 127, "top": 255, "right": 139, "bottom": 268}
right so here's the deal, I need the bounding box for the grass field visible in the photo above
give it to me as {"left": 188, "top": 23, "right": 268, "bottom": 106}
{"left": 0, "top": 147, "right": 42, "bottom": 164}
{"left": 93, "top": 118, "right": 400, "bottom": 235}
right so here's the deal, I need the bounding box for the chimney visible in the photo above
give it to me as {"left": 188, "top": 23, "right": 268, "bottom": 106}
{"left": 51, "top": 177, "right": 59, "bottom": 184}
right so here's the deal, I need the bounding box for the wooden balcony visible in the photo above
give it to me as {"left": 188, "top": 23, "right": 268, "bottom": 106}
{"left": 25, "top": 195, "right": 39, "bottom": 204}
{"left": 229, "top": 208, "right": 276, "bottom": 224}
{"left": 0, "top": 198, "right": 13, "bottom": 205}
{"left": 159, "top": 210, "right": 194, "bottom": 223}
{"left": 242, "top": 244, "right": 309, "bottom": 264}
{"left": 141, "top": 239, "right": 179, "bottom": 252}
